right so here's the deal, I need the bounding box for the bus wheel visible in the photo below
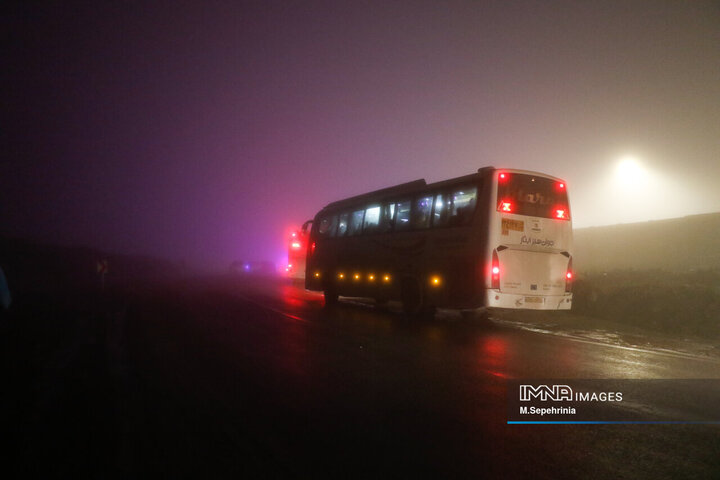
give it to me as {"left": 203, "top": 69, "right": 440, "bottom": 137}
{"left": 401, "top": 278, "right": 423, "bottom": 315}
{"left": 323, "top": 289, "right": 339, "bottom": 306}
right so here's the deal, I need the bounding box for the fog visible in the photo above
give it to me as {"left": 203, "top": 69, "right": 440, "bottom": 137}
{"left": 3, "top": 1, "right": 719, "bottom": 268}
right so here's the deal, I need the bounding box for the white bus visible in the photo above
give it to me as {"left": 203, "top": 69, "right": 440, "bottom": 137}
{"left": 305, "top": 167, "right": 573, "bottom": 315}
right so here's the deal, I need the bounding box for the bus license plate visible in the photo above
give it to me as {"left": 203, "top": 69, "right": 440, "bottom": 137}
{"left": 524, "top": 296, "right": 544, "bottom": 304}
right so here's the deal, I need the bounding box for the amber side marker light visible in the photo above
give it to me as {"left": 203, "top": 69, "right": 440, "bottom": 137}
{"left": 338, "top": 273, "right": 345, "bottom": 280}
{"left": 430, "top": 275, "right": 442, "bottom": 287}
{"left": 314, "top": 272, "right": 321, "bottom": 278}
{"left": 368, "top": 274, "right": 375, "bottom": 281}
{"left": 383, "top": 274, "right": 391, "bottom": 283}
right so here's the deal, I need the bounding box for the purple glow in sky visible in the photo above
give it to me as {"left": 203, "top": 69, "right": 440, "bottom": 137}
{"left": 4, "top": 1, "right": 720, "bottom": 268}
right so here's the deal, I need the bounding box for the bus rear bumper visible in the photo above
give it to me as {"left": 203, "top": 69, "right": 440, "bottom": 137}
{"left": 485, "top": 290, "right": 572, "bottom": 310}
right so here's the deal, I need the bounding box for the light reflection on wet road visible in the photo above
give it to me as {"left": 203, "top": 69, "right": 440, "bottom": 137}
{"left": 127, "top": 276, "right": 720, "bottom": 478}
{"left": 237, "top": 277, "right": 720, "bottom": 381}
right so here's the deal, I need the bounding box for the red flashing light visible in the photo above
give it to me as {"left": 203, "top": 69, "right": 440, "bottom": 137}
{"left": 566, "top": 272, "right": 572, "bottom": 280}
{"left": 491, "top": 250, "right": 500, "bottom": 289}
{"left": 291, "top": 242, "right": 301, "bottom": 249}
{"left": 558, "top": 183, "right": 565, "bottom": 189}
{"left": 499, "top": 173, "right": 507, "bottom": 181}
{"left": 556, "top": 209, "right": 566, "bottom": 219}
{"left": 291, "top": 232, "right": 296, "bottom": 237}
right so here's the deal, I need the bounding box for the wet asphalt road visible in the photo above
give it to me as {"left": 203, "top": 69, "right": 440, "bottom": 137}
{"left": 121, "top": 276, "right": 720, "bottom": 479}
{"left": 7, "top": 275, "right": 720, "bottom": 478}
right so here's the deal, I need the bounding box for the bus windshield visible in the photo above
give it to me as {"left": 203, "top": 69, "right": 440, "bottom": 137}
{"left": 497, "top": 173, "right": 570, "bottom": 220}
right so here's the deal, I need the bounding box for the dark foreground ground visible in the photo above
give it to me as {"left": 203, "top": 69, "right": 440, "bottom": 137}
{"left": 2, "top": 274, "right": 720, "bottom": 479}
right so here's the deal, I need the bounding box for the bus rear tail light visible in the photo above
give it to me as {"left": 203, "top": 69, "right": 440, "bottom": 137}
{"left": 498, "top": 200, "right": 513, "bottom": 213}
{"left": 565, "top": 257, "right": 573, "bottom": 292}
{"left": 553, "top": 205, "right": 570, "bottom": 220}
{"left": 491, "top": 250, "right": 500, "bottom": 289}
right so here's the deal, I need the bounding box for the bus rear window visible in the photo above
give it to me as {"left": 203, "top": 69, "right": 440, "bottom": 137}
{"left": 497, "top": 173, "right": 570, "bottom": 220}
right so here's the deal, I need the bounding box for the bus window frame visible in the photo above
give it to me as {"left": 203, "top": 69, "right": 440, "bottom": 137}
{"left": 363, "top": 204, "right": 382, "bottom": 234}
{"left": 348, "top": 209, "right": 365, "bottom": 236}
{"left": 336, "top": 212, "right": 350, "bottom": 237}
{"left": 316, "top": 182, "right": 480, "bottom": 238}
{"left": 378, "top": 201, "right": 396, "bottom": 233}
{"left": 394, "top": 199, "right": 413, "bottom": 231}
{"left": 448, "top": 186, "right": 478, "bottom": 227}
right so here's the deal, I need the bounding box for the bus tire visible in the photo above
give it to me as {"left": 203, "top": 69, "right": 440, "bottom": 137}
{"left": 401, "top": 278, "right": 423, "bottom": 315}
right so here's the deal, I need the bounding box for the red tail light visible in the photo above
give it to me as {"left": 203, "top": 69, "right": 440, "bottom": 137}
{"left": 311, "top": 242, "right": 316, "bottom": 254}
{"left": 491, "top": 250, "right": 500, "bottom": 289}
{"left": 553, "top": 205, "right": 570, "bottom": 220}
{"left": 565, "top": 257, "right": 573, "bottom": 293}
{"left": 498, "top": 200, "right": 514, "bottom": 213}
{"left": 291, "top": 242, "right": 301, "bottom": 249}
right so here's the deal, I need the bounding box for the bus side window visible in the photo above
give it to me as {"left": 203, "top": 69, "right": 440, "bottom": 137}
{"left": 412, "top": 196, "right": 433, "bottom": 229}
{"left": 395, "top": 200, "right": 412, "bottom": 230}
{"left": 363, "top": 205, "right": 381, "bottom": 234}
{"left": 318, "top": 216, "right": 332, "bottom": 235}
{"left": 337, "top": 213, "right": 349, "bottom": 236}
{"left": 449, "top": 187, "right": 478, "bottom": 226}
{"left": 432, "top": 193, "right": 448, "bottom": 227}
{"left": 348, "top": 209, "right": 364, "bottom": 236}
{"left": 379, "top": 202, "right": 396, "bottom": 232}
{"left": 328, "top": 214, "right": 339, "bottom": 237}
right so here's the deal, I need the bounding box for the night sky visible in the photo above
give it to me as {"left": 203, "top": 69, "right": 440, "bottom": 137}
{"left": 4, "top": 1, "right": 719, "bottom": 268}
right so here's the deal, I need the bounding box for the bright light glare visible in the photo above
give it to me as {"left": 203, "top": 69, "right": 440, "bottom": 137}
{"left": 572, "top": 153, "right": 707, "bottom": 228}
{"left": 616, "top": 156, "right": 646, "bottom": 184}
